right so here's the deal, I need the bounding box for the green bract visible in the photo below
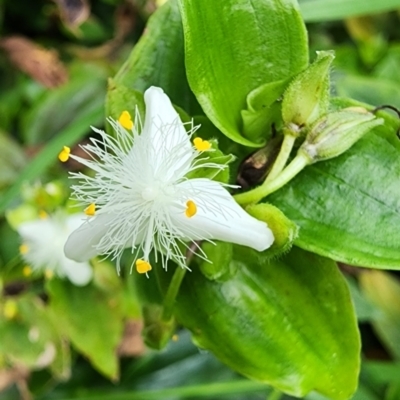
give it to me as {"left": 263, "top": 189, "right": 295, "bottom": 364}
{"left": 282, "top": 51, "right": 334, "bottom": 129}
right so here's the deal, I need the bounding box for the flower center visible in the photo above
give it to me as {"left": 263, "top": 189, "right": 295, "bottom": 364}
{"left": 142, "top": 186, "right": 159, "bottom": 201}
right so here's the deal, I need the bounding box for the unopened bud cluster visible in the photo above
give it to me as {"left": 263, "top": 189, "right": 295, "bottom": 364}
{"left": 300, "top": 107, "right": 383, "bottom": 163}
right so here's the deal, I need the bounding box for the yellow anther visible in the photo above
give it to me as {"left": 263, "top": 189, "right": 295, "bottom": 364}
{"left": 45, "top": 269, "right": 54, "bottom": 280}
{"left": 39, "top": 210, "right": 48, "bottom": 219}
{"left": 84, "top": 203, "right": 96, "bottom": 216}
{"left": 19, "top": 244, "right": 29, "bottom": 255}
{"left": 135, "top": 259, "right": 152, "bottom": 274}
{"left": 58, "top": 146, "right": 71, "bottom": 162}
{"left": 3, "top": 300, "right": 18, "bottom": 320}
{"left": 118, "top": 110, "right": 133, "bottom": 130}
{"left": 193, "top": 137, "right": 211, "bottom": 152}
{"left": 185, "top": 200, "right": 197, "bottom": 218}
{"left": 172, "top": 334, "right": 179, "bottom": 342}
{"left": 23, "top": 266, "right": 32, "bottom": 277}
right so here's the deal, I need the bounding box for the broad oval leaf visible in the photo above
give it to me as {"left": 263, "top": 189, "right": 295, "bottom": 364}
{"left": 158, "top": 246, "right": 360, "bottom": 399}
{"left": 111, "top": 0, "right": 201, "bottom": 116}
{"left": 178, "top": 0, "right": 309, "bottom": 147}
{"left": 268, "top": 98, "right": 400, "bottom": 269}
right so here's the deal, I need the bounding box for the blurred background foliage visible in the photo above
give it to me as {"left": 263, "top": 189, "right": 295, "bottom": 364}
{"left": 1, "top": 0, "right": 400, "bottom": 399}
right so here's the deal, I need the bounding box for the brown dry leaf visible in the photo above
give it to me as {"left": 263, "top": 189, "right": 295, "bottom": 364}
{"left": 53, "top": 0, "right": 90, "bottom": 28}
{"left": 0, "top": 36, "right": 68, "bottom": 88}
{"left": 117, "top": 319, "right": 146, "bottom": 357}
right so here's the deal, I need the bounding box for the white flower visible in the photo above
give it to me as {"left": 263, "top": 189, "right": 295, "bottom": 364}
{"left": 18, "top": 212, "right": 93, "bottom": 286}
{"left": 63, "top": 86, "right": 274, "bottom": 273}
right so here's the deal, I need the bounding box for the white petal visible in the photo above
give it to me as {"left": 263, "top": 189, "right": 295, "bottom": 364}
{"left": 172, "top": 179, "right": 274, "bottom": 251}
{"left": 64, "top": 213, "right": 114, "bottom": 262}
{"left": 143, "top": 87, "right": 188, "bottom": 144}
{"left": 62, "top": 259, "right": 93, "bottom": 286}
{"left": 66, "top": 213, "right": 87, "bottom": 231}
{"left": 142, "top": 86, "right": 193, "bottom": 177}
{"left": 17, "top": 219, "right": 48, "bottom": 241}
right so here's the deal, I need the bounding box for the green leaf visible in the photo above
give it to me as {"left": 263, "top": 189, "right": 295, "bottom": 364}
{"left": 112, "top": 0, "right": 201, "bottom": 116}
{"left": 158, "top": 246, "right": 360, "bottom": 399}
{"left": 185, "top": 139, "right": 235, "bottom": 183}
{"left": 106, "top": 79, "right": 145, "bottom": 122}
{"left": 22, "top": 62, "right": 107, "bottom": 145}
{"left": 299, "top": 0, "right": 400, "bottom": 22}
{"left": 46, "top": 278, "right": 124, "bottom": 380}
{"left": 268, "top": 98, "right": 400, "bottom": 269}
{"left": 241, "top": 79, "right": 287, "bottom": 142}
{"left": 0, "top": 106, "right": 103, "bottom": 216}
{"left": 360, "top": 271, "right": 400, "bottom": 359}
{"left": 179, "top": 0, "right": 309, "bottom": 147}
{"left": 0, "top": 296, "right": 70, "bottom": 378}
{"left": 0, "top": 130, "right": 26, "bottom": 191}
{"left": 346, "top": 277, "right": 378, "bottom": 322}
{"left": 335, "top": 74, "right": 400, "bottom": 109}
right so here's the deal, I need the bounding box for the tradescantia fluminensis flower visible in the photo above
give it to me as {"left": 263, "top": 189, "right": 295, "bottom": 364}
{"left": 18, "top": 212, "right": 93, "bottom": 286}
{"left": 62, "top": 86, "right": 274, "bottom": 273}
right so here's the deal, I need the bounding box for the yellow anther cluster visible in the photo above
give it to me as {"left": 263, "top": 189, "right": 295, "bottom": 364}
{"left": 23, "top": 266, "right": 32, "bottom": 277}
{"left": 39, "top": 210, "right": 48, "bottom": 219}
{"left": 58, "top": 146, "right": 71, "bottom": 162}
{"left": 185, "top": 200, "right": 197, "bottom": 218}
{"left": 136, "top": 259, "right": 152, "bottom": 274}
{"left": 84, "top": 203, "right": 96, "bottom": 216}
{"left": 3, "top": 300, "right": 18, "bottom": 320}
{"left": 19, "top": 243, "right": 29, "bottom": 255}
{"left": 118, "top": 110, "right": 134, "bottom": 130}
{"left": 45, "top": 269, "right": 54, "bottom": 280}
{"left": 193, "top": 137, "right": 211, "bottom": 152}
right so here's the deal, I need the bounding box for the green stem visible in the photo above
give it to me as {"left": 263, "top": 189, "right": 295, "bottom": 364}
{"left": 266, "top": 133, "right": 296, "bottom": 182}
{"left": 161, "top": 266, "right": 187, "bottom": 322}
{"left": 234, "top": 152, "right": 311, "bottom": 205}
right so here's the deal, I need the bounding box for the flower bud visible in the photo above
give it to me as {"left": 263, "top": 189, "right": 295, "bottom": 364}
{"left": 199, "top": 241, "right": 234, "bottom": 281}
{"left": 299, "top": 107, "right": 383, "bottom": 162}
{"left": 282, "top": 51, "right": 334, "bottom": 130}
{"left": 246, "top": 203, "right": 298, "bottom": 258}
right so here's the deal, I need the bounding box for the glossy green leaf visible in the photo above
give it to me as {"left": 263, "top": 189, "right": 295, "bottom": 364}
{"left": 268, "top": 98, "right": 400, "bottom": 269}
{"left": 299, "top": 0, "right": 400, "bottom": 22}
{"left": 111, "top": 0, "right": 201, "bottom": 116}
{"left": 158, "top": 246, "right": 360, "bottom": 399}
{"left": 46, "top": 278, "right": 124, "bottom": 380}
{"left": 179, "top": 0, "right": 309, "bottom": 147}
{"left": 360, "top": 271, "right": 400, "bottom": 359}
